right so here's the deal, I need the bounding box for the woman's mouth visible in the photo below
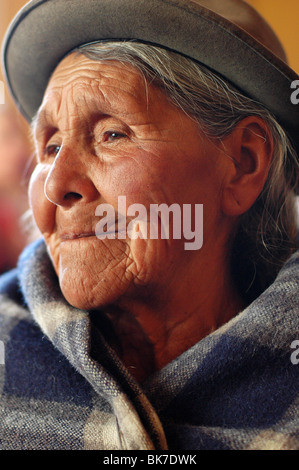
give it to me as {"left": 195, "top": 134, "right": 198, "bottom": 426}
{"left": 60, "top": 232, "right": 95, "bottom": 240}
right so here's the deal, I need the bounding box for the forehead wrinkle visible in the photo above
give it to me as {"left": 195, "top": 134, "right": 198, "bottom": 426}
{"left": 42, "top": 83, "right": 145, "bottom": 135}
{"left": 33, "top": 56, "right": 154, "bottom": 138}
{"left": 53, "top": 54, "right": 148, "bottom": 103}
{"left": 34, "top": 84, "right": 92, "bottom": 139}
{"left": 52, "top": 55, "right": 145, "bottom": 97}
{"left": 56, "top": 82, "right": 86, "bottom": 132}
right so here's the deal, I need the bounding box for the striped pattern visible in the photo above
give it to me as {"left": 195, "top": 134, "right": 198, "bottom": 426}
{"left": 0, "top": 239, "right": 298, "bottom": 450}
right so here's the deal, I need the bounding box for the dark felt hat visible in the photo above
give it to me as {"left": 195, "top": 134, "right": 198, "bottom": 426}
{"left": 1, "top": 0, "right": 299, "bottom": 187}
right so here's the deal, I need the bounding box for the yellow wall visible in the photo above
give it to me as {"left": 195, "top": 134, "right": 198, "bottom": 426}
{"left": 247, "top": 0, "right": 299, "bottom": 73}
{"left": 0, "top": 0, "right": 28, "bottom": 82}
{"left": 0, "top": 1, "right": 30, "bottom": 131}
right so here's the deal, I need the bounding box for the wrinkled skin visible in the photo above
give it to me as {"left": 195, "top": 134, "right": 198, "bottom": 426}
{"left": 30, "top": 53, "right": 262, "bottom": 380}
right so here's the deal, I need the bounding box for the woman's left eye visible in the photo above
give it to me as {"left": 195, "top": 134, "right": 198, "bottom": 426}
{"left": 103, "top": 131, "right": 127, "bottom": 143}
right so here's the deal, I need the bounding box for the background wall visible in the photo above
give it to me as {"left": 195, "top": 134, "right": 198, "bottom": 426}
{"left": 0, "top": 0, "right": 28, "bottom": 84}
{"left": 247, "top": 0, "right": 299, "bottom": 73}
{"left": 0, "top": 0, "right": 29, "bottom": 126}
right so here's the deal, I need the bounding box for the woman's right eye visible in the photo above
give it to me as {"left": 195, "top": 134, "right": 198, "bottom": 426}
{"left": 43, "top": 145, "right": 61, "bottom": 158}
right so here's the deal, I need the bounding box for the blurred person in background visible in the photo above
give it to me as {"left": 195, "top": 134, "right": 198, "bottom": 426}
{"left": 0, "top": 106, "right": 32, "bottom": 273}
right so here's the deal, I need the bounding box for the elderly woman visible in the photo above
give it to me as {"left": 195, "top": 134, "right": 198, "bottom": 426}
{"left": 0, "top": 0, "right": 298, "bottom": 451}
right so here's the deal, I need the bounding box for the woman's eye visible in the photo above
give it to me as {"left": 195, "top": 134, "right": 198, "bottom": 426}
{"left": 103, "top": 131, "right": 127, "bottom": 143}
{"left": 44, "top": 144, "right": 61, "bottom": 157}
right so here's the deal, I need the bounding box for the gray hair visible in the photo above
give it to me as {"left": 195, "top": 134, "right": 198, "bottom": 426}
{"left": 76, "top": 41, "right": 299, "bottom": 303}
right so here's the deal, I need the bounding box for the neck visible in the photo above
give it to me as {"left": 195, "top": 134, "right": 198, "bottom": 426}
{"left": 100, "top": 249, "right": 245, "bottom": 383}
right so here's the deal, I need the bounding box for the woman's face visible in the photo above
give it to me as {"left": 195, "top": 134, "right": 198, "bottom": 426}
{"left": 29, "top": 53, "right": 228, "bottom": 310}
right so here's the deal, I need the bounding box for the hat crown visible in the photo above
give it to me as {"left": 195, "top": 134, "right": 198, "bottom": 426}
{"left": 196, "top": 0, "right": 287, "bottom": 62}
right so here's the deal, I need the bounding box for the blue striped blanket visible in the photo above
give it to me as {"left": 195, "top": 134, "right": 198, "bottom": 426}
{"left": 0, "top": 239, "right": 298, "bottom": 450}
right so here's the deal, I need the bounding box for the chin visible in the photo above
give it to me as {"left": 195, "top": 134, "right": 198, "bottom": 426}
{"left": 58, "top": 273, "right": 127, "bottom": 311}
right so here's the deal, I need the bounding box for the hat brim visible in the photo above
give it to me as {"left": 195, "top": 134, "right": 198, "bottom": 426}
{"left": 2, "top": 0, "right": 299, "bottom": 156}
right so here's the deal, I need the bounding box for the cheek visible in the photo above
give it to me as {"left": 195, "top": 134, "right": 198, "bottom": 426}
{"left": 100, "top": 151, "right": 171, "bottom": 207}
{"left": 29, "top": 164, "right": 56, "bottom": 234}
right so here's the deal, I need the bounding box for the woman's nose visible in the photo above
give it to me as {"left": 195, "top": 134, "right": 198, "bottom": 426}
{"left": 44, "top": 149, "right": 98, "bottom": 207}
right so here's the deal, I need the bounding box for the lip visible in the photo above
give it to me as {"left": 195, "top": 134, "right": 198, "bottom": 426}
{"left": 59, "top": 230, "right": 125, "bottom": 241}
{"left": 60, "top": 232, "right": 95, "bottom": 240}
{"left": 59, "top": 222, "right": 125, "bottom": 241}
